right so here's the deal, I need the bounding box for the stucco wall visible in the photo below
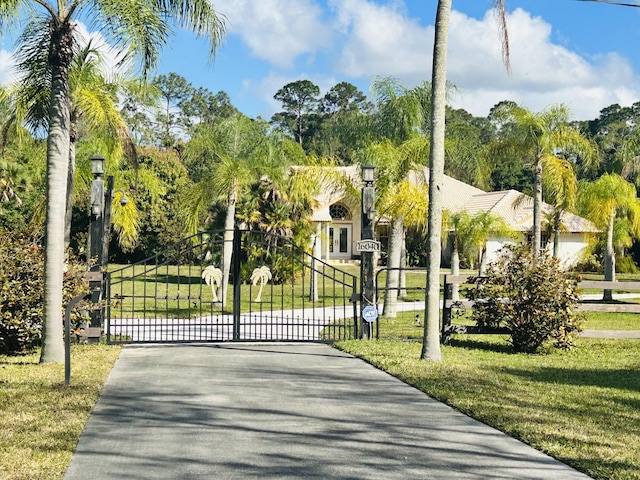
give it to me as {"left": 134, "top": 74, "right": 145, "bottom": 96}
{"left": 485, "top": 234, "right": 588, "bottom": 267}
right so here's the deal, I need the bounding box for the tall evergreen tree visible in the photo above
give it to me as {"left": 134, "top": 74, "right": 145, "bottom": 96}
{"left": 272, "top": 80, "right": 321, "bottom": 148}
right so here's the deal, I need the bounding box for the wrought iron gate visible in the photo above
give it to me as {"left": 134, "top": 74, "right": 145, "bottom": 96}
{"left": 105, "top": 229, "right": 358, "bottom": 343}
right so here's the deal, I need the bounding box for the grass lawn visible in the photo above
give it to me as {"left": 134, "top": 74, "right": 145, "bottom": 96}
{"left": 382, "top": 307, "right": 640, "bottom": 338}
{"left": 335, "top": 318, "right": 640, "bottom": 480}
{"left": 2, "top": 268, "right": 639, "bottom": 479}
{"left": 106, "top": 263, "right": 358, "bottom": 318}
{"left": 0, "top": 345, "right": 121, "bottom": 480}
{"left": 584, "top": 311, "right": 640, "bottom": 330}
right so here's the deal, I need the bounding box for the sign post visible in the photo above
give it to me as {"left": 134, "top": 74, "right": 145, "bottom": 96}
{"left": 360, "top": 164, "right": 376, "bottom": 340}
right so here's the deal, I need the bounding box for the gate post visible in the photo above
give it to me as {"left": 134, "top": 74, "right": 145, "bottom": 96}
{"left": 360, "top": 165, "right": 376, "bottom": 340}
{"left": 88, "top": 156, "right": 105, "bottom": 328}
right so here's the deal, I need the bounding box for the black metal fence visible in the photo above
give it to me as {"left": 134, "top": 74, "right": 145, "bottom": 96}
{"left": 105, "top": 229, "right": 358, "bottom": 343}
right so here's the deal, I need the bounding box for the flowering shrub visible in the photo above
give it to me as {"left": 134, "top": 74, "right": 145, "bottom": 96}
{"left": 0, "top": 232, "right": 87, "bottom": 355}
{"left": 464, "top": 243, "right": 584, "bottom": 353}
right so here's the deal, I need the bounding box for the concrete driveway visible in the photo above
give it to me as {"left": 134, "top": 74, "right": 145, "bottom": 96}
{"left": 64, "top": 343, "right": 592, "bottom": 480}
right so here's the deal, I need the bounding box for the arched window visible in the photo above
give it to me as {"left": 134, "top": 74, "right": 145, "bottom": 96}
{"left": 330, "top": 203, "right": 351, "bottom": 221}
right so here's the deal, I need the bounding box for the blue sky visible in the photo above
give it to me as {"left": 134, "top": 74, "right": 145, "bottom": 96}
{"left": 3, "top": 0, "right": 640, "bottom": 121}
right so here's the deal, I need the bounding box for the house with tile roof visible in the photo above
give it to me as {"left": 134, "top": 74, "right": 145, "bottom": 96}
{"left": 458, "top": 188, "right": 598, "bottom": 266}
{"left": 310, "top": 166, "right": 597, "bottom": 266}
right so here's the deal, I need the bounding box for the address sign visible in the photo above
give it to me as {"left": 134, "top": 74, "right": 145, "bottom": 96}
{"left": 356, "top": 240, "right": 381, "bottom": 253}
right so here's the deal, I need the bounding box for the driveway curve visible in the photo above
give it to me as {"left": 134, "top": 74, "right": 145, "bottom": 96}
{"left": 64, "top": 343, "right": 591, "bottom": 480}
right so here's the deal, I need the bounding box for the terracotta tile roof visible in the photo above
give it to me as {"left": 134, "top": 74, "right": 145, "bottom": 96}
{"left": 413, "top": 168, "right": 597, "bottom": 233}
{"left": 306, "top": 165, "right": 598, "bottom": 234}
{"left": 452, "top": 188, "right": 597, "bottom": 233}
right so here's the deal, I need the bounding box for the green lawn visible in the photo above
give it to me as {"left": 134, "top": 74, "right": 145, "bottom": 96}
{"left": 104, "top": 263, "right": 441, "bottom": 319}
{"left": 336, "top": 317, "right": 640, "bottom": 480}
{"left": 0, "top": 345, "right": 121, "bottom": 480}
{"left": 4, "top": 269, "right": 639, "bottom": 480}
{"left": 383, "top": 307, "right": 640, "bottom": 339}
{"left": 106, "top": 263, "right": 358, "bottom": 318}
{"left": 584, "top": 311, "right": 640, "bottom": 330}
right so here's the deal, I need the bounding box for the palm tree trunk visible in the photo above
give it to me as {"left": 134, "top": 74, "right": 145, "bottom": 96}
{"left": 533, "top": 153, "right": 543, "bottom": 256}
{"left": 421, "top": 0, "right": 450, "bottom": 362}
{"left": 604, "top": 215, "right": 615, "bottom": 301}
{"left": 221, "top": 183, "right": 238, "bottom": 308}
{"left": 40, "top": 25, "right": 73, "bottom": 364}
{"left": 383, "top": 215, "right": 403, "bottom": 318}
{"left": 479, "top": 247, "right": 488, "bottom": 276}
{"left": 64, "top": 117, "right": 78, "bottom": 250}
{"left": 400, "top": 230, "right": 407, "bottom": 298}
{"left": 310, "top": 224, "right": 320, "bottom": 302}
{"left": 451, "top": 237, "right": 460, "bottom": 302}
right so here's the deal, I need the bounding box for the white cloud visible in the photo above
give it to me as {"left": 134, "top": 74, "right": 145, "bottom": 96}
{"left": 0, "top": 49, "right": 17, "bottom": 85}
{"left": 0, "top": 23, "right": 137, "bottom": 89}
{"left": 74, "top": 22, "right": 132, "bottom": 77}
{"left": 316, "top": 2, "right": 640, "bottom": 120}
{"left": 219, "top": 0, "right": 333, "bottom": 69}
{"left": 330, "top": 0, "right": 432, "bottom": 82}
{"left": 446, "top": 8, "right": 640, "bottom": 119}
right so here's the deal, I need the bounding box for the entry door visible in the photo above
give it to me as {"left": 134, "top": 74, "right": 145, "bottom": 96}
{"left": 329, "top": 224, "right": 352, "bottom": 259}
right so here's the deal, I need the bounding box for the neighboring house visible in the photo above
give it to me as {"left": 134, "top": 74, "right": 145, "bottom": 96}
{"left": 459, "top": 188, "right": 598, "bottom": 266}
{"left": 309, "top": 166, "right": 597, "bottom": 266}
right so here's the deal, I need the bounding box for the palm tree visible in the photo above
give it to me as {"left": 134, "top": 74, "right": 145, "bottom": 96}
{"left": 370, "top": 77, "right": 425, "bottom": 143}
{"left": 421, "top": 0, "right": 453, "bottom": 362}
{"left": 364, "top": 79, "right": 433, "bottom": 318}
{"left": 360, "top": 136, "right": 426, "bottom": 318}
{"left": 183, "top": 115, "right": 284, "bottom": 306}
{"left": 468, "top": 212, "right": 515, "bottom": 275}
{"left": 578, "top": 174, "right": 640, "bottom": 300}
{"left": 65, "top": 46, "right": 139, "bottom": 248}
{"left": 1, "top": 0, "right": 225, "bottom": 364}
{"left": 489, "top": 103, "right": 595, "bottom": 255}
{"left": 445, "top": 211, "right": 473, "bottom": 301}
{"left": 542, "top": 153, "right": 580, "bottom": 258}
{"left": 615, "top": 131, "right": 640, "bottom": 187}
{"left": 421, "top": 0, "right": 509, "bottom": 362}
{"left": 376, "top": 171, "right": 429, "bottom": 318}
{"left": 446, "top": 210, "right": 514, "bottom": 277}
{"left": 424, "top": 0, "right": 637, "bottom": 333}
{"left": 15, "top": 42, "right": 137, "bottom": 248}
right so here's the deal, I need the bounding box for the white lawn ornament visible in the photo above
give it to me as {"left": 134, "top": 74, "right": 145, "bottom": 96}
{"left": 251, "top": 266, "right": 272, "bottom": 302}
{"left": 201, "top": 265, "right": 222, "bottom": 302}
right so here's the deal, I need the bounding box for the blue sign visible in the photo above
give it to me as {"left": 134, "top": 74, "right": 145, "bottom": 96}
{"left": 362, "top": 305, "right": 378, "bottom": 323}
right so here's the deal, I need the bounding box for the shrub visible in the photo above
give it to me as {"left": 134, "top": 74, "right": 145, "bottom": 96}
{"left": 464, "top": 243, "right": 584, "bottom": 353}
{"left": 572, "top": 253, "right": 602, "bottom": 273}
{"left": 616, "top": 255, "right": 639, "bottom": 274}
{"left": 0, "top": 232, "right": 87, "bottom": 355}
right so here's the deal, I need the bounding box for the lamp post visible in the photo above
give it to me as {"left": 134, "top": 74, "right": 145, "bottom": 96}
{"left": 102, "top": 178, "right": 129, "bottom": 272}
{"left": 89, "top": 155, "right": 128, "bottom": 271}
{"left": 88, "top": 155, "right": 128, "bottom": 327}
{"left": 88, "top": 156, "right": 106, "bottom": 327}
{"left": 360, "top": 164, "right": 376, "bottom": 339}
{"left": 89, "top": 155, "right": 105, "bottom": 271}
